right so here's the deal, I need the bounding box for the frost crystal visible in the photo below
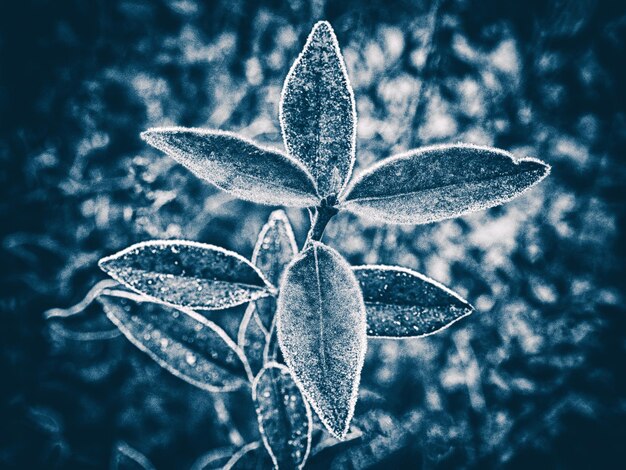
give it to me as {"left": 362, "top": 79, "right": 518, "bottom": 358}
{"left": 341, "top": 143, "right": 551, "bottom": 224}
{"left": 99, "top": 240, "right": 272, "bottom": 310}
{"left": 277, "top": 242, "right": 366, "bottom": 439}
{"left": 142, "top": 127, "right": 320, "bottom": 207}
{"left": 354, "top": 265, "right": 474, "bottom": 338}
{"left": 253, "top": 363, "right": 312, "bottom": 470}
{"left": 99, "top": 293, "right": 249, "bottom": 392}
{"left": 280, "top": 21, "right": 357, "bottom": 197}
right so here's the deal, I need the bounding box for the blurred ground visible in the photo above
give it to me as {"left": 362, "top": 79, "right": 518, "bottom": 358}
{"left": 1, "top": 0, "right": 626, "bottom": 468}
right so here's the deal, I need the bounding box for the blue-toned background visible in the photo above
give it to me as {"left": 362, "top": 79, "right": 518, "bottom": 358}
{"left": 2, "top": 0, "right": 625, "bottom": 468}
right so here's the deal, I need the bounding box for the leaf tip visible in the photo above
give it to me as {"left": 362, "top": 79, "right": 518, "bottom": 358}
{"left": 311, "top": 20, "right": 334, "bottom": 35}
{"left": 140, "top": 128, "right": 161, "bottom": 144}
{"left": 97, "top": 253, "right": 116, "bottom": 275}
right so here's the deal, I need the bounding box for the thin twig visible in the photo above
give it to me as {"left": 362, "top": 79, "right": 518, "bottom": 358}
{"left": 44, "top": 279, "right": 119, "bottom": 319}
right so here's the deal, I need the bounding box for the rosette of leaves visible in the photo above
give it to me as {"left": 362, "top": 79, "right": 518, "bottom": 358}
{"left": 82, "top": 21, "right": 549, "bottom": 469}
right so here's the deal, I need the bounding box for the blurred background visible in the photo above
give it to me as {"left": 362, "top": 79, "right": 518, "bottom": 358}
{"left": 1, "top": 0, "right": 626, "bottom": 468}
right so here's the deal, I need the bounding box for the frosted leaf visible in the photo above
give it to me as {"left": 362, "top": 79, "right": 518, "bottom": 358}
{"left": 341, "top": 143, "right": 551, "bottom": 224}
{"left": 98, "top": 293, "right": 249, "bottom": 392}
{"left": 277, "top": 242, "right": 367, "bottom": 439}
{"left": 353, "top": 265, "right": 474, "bottom": 338}
{"left": 252, "top": 210, "right": 298, "bottom": 331}
{"left": 99, "top": 240, "right": 272, "bottom": 310}
{"left": 252, "top": 363, "right": 312, "bottom": 470}
{"left": 223, "top": 442, "right": 272, "bottom": 470}
{"left": 280, "top": 21, "right": 357, "bottom": 197}
{"left": 237, "top": 303, "right": 268, "bottom": 376}
{"left": 142, "top": 127, "right": 320, "bottom": 207}
{"left": 112, "top": 442, "right": 155, "bottom": 470}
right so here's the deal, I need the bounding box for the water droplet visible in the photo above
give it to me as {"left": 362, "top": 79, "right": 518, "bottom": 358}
{"left": 185, "top": 352, "right": 197, "bottom": 366}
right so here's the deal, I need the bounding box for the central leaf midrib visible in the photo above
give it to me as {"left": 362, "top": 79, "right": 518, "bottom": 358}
{"left": 313, "top": 245, "right": 328, "bottom": 381}
{"left": 139, "top": 270, "right": 267, "bottom": 291}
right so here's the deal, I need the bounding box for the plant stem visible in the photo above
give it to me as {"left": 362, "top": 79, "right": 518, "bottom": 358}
{"left": 306, "top": 202, "right": 339, "bottom": 247}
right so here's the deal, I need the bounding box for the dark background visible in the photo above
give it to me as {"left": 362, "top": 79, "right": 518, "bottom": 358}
{"left": 2, "top": 0, "right": 626, "bottom": 468}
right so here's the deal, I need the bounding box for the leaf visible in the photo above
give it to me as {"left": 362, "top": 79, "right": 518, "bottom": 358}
{"left": 341, "top": 144, "right": 551, "bottom": 224}
{"left": 98, "top": 292, "right": 250, "bottom": 392}
{"left": 141, "top": 127, "right": 320, "bottom": 207}
{"left": 237, "top": 303, "right": 267, "bottom": 376}
{"left": 111, "top": 442, "right": 155, "bottom": 470}
{"left": 280, "top": 21, "right": 357, "bottom": 197}
{"left": 252, "top": 210, "right": 298, "bottom": 332}
{"left": 253, "top": 363, "right": 312, "bottom": 470}
{"left": 353, "top": 265, "right": 474, "bottom": 338}
{"left": 277, "top": 242, "right": 367, "bottom": 439}
{"left": 99, "top": 240, "right": 272, "bottom": 310}
{"left": 223, "top": 442, "right": 272, "bottom": 470}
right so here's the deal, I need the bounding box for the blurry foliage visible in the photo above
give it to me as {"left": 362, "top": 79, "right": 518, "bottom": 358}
{"left": 1, "top": 0, "right": 626, "bottom": 468}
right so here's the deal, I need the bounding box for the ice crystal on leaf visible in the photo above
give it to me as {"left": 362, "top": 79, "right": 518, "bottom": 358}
{"left": 280, "top": 21, "right": 357, "bottom": 198}
{"left": 253, "top": 363, "right": 312, "bottom": 470}
{"left": 354, "top": 265, "right": 474, "bottom": 337}
{"left": 99, "top": 240, "right": 272, "bottom": 310}
{"left": 277, "top": 242, "right": 367, "bottom": 439}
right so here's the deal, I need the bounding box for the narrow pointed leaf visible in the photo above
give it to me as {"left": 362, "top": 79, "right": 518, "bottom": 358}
{"left": 252, "top": 210, "right": 298, "bottom": 331}
{"left": 238, "top": 303, "right": 267, "bottom": 376}
{"left": 353, "top": 265, "right": 474, "bottom": 338}
{"left": 341, "top": 144, "right": 551, "bottom": 224}
{"left": 99, "top": 292, "right": 249, "bottom": 392}
{"left": 280, "top": 21, "right": 357, "bottom": 197}
{"left": 253, "top": 363, "right": 312, "bottom": 470}
{"left": 277, "top": 242, "right": 367, "bottom": 439}
{"left": 99, "top": 240, "right": 271, "bottom": 310}
{"left": 142, "top": 127, "right": 320, "bottom": 207}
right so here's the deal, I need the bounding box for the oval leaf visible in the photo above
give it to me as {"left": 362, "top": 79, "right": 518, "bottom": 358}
{"left": 341, "top": 144, "right": 550, "bottom": 224}
{"left": 252, "top": 210, "right": 298, "bottom": 332}
{"left": 353, "top": 265, "right": 474, "bottom": 338}
{"left": 99, "top": 292, "right": 249, "bottom": 392}
{"left": 280, "top": 21, "right": 357, "bottom": 197}
{"left": 142, "top": 127, "right": 320, "bottom": 207}
{"left": 253, "top": 363, "right": 312, "bottom": 470}
{"left": 99, "top": 240, "right": 271, "bottom": 310}
{"left": 277, "top": 242, "right": 367, "bottom": 439}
